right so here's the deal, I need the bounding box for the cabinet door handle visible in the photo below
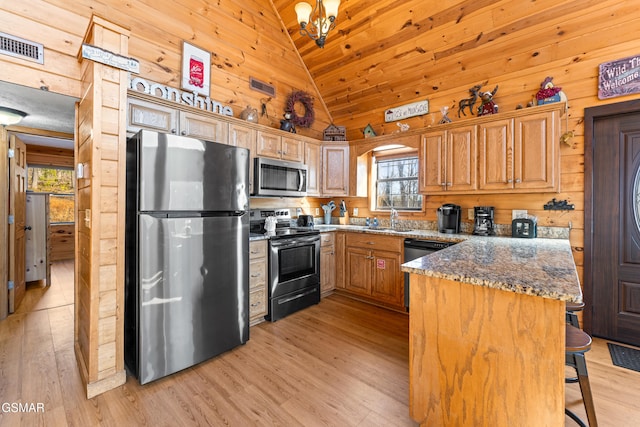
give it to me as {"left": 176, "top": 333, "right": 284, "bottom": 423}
{"left": 170, "top": 128, "right": 177, "bottom": 134}
{"left": 515, "top": 178, "right": 521, "bottom": 183}
{"left": 508, "top": 179, "right": 513, "bottom": 183}
{"left": 180, "top": 130, "right": 187, "bottom": 136}
{"left": 367, "top": 242, "right": 375, "bottom": 245}
{"left": 250, "top": 273, "right": 260, "bottom": 278}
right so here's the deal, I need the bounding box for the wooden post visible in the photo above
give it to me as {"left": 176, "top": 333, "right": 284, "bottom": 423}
{"left": 75, "top": 15, "right": 129, "bottom": 398}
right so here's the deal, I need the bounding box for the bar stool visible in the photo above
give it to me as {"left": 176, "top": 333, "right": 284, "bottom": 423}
{"left": 566, "top": 300, "right": 585, "bottom": 328}
{"left": 565, "top": 324, "right": 598, "bottom": 427}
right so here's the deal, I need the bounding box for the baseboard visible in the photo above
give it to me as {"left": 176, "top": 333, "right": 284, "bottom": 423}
{"left": 74, "top": 341, "right": 126, "bottom": 399}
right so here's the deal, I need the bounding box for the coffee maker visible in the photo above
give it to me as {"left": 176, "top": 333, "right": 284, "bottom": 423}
{"left": 473, "top": 206, "right": 495, "bottom": 235}
{"left": 437, "top": 204, "right": 461, "bottom": 234}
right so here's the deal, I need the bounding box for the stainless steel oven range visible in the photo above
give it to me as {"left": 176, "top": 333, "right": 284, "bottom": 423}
{"left": 250, "top": 209, "right": 320, "bottom": 321}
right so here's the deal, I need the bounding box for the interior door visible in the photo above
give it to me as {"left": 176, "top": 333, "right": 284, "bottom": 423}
{"left": 586, "top": 102, "right": 640, "bottom": 346}
{"left": 8, "top": 134, "right": 27, "bottom": 312}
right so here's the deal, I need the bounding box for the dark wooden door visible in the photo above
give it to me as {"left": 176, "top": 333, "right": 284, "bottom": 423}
{"left": 586, "top": 100, "right": 640, "bottom": 346}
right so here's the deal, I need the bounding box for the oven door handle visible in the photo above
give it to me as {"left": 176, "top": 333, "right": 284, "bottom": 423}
{"left": 270, "top": 235, "right": 319, "bottom": 249}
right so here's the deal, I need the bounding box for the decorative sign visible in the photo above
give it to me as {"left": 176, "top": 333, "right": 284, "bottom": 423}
{"left": 376, "top": 259, "right": 386, "bottom": 269}
{"left": 181, "top": 41, "right": 211, "bottom": 97}
{"left": 129, "top": 76, "right": 233, "bottom": 117}
{"left": 323, "top": 124, "right": 346, "bottom": 141}
{"left": 81, "top": 44, "right": 139, "bottom": 73}
{"left": 385, "top": 100, "right": 429, "bottom": 122}
{"left": 598, "top": 54, "right": 640, "bottom": 99}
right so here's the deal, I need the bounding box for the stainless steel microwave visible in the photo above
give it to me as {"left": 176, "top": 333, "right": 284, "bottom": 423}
{"left": 252, "top": 157, "right": 307, "bottom": 197}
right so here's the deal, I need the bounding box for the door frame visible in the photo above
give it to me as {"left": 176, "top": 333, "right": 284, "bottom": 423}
{"left": 583, "top": 98, "right": 640, "bottom": 333}
{"left": 0, "top": 127, "right": 7, "bottom": 320}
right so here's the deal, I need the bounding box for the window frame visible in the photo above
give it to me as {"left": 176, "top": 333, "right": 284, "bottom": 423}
{"left": 371, "top": 150, "right": 423, "bottom": 212}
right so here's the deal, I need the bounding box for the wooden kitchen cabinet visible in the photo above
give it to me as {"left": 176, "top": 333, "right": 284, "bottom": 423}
{"left": 249, "top": 240, "right": 268, "bottom": 325}
{"left": 127, "top": 97, "right": 228, "bottom": 143}
{"left": 305, "top": 141, "right": 322, "bottom": 196}
{"left": 322, "top": 142, "right": 349, "bottom": 196}
{"left": 343, "top": 233, "right": 404, "bottom": 310}
{"left": 229, "top": 123, "right": 256, "bottom": 194}
{"left": 478, "top": 110, "right": 559, "bottom": 192}
{"left": 256, "top": 130, "right": 304, "bottom": 162}
{"left": 320, "top": 232, "right": 335, "bottom": 296}
{"left": 513, "top": 110, "right": 559, "bottom": 191}
{"left": 420, "top": 125, "right": 477, "bottom": 194}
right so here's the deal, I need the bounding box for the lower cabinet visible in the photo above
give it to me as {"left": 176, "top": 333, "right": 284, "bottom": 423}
{"left": 320, "top": 232, "right": 335, "bottom": 296}
{"left": 249, "top": 240, "right": 268, "bottom": 325}
{"left": 343, "top": 233, "right": 404, "bottom": 310}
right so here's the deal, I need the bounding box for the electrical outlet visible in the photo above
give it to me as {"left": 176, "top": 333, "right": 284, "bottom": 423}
{"left": 512, "top": 209, "right": 528, "bottom": 220}
{"left": 315, "top": 207, "right": 319, "bottom": 215}
{"left": 353, "top": 207, "right": 359, "bottom": 216}
{"left": 468, "top": 208, "right": 474, "bottom": 220}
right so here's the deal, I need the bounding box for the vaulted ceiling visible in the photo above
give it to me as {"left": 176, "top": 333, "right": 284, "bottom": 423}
{"left": 273, "top": 0, "right": 500, "bottom": 134}
{"left": 272, "top": 0, "right": 596, "bottom": 139}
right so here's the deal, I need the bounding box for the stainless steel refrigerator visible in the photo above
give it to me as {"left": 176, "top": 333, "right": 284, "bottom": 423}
{"left": 125, "top": 129, "right": 250, "bottom": 385}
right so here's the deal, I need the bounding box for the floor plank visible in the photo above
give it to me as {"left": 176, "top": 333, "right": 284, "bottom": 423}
{"left": 0, "top": 260, "right": 639, "bottom": 426}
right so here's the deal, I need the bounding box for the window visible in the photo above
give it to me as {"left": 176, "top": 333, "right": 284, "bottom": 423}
{"left": 27, "top": 166, "right": 75, "bottom": 223}
{"left": 374, "top": 155, "right": 422, "bottom": 211}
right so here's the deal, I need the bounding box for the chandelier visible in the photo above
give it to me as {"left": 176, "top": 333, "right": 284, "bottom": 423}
{"left": 294, "top": 0, "right": 341, "bottom": 48}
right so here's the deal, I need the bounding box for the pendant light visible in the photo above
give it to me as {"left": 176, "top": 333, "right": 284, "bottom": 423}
{"left": 295, "top": 0, "right": 341, "bottom": 48}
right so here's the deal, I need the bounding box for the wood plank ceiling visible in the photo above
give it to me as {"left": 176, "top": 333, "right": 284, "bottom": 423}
{"left": 271, "top": 0, "right": 606, "bottom": 139}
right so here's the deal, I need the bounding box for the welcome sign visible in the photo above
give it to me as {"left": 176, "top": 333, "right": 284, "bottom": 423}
{"left": 598, "top": 54, "right": 640, "bottom": 99}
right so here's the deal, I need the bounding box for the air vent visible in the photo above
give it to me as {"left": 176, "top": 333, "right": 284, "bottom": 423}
{"left": 249, "top": 77, "right": 276, "bottom": 97}
{"left": 0, "top": 32, "right": 44, "bottom": 64}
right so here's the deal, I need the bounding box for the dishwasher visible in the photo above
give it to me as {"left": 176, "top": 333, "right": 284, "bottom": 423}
{"left": 403, "top": 238, "right": 457, "bottom": 309}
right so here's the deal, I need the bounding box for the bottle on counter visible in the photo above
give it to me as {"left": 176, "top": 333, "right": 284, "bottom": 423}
{"left": 365, "top": 217, "right": 370, "bottom": 227}
{"left": 373, "top": 217, "right": 379, "bottom": 227}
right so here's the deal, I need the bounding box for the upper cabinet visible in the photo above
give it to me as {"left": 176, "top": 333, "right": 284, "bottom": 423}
{"left": 229, "top": 123, "right": 256, "bottom": 194}
{"left": 256, "top": 130, "right": 304, "bottom": 163}
{"left": 421, "top": 103, "right": 563, "bottom": 195}
{"left": 305, "top": 141, "right": 322, "bottom": 197}
{"left": 478, "top": 109, "right": 559, "bottom": 192}
{"left": 322, "top": 142, "right": 349, "bottom": 196}
{"left": 127, "top": 97, "right": 228, "bottom": 143}
{"left": 420, "top": 125, "right": 477, "bottom": 194}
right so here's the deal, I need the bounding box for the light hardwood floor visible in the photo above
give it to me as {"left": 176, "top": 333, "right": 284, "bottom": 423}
{"left": 0, "top": 260, "right": 638, "bottom": 426}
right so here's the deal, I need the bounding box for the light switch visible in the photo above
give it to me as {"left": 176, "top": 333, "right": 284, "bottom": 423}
{"left": 353, "top": 207, "right": 359, "bottom": 216}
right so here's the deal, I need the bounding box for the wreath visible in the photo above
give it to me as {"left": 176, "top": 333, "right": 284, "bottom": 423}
{"left": 286, "top": 90, "right": 315, "bottom": 128}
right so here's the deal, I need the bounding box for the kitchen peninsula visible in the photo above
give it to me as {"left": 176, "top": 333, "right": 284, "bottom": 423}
{"left": 402, "top": 237, "right": 581, "bottom": 426}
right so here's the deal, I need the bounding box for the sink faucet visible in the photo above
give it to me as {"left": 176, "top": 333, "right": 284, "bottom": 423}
{"left": 390, "top": 208, "right": 399, "bottom": 229}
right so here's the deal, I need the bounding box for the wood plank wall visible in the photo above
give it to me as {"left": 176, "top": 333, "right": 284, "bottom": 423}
{"left": 74, "top": 16, "right": 129, "bottom": 398}
{"left": 0, "top": 0, "right": 331, "bottom": 139}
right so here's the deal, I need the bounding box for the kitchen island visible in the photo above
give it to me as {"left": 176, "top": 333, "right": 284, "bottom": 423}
{"left": 401, "top": 237, "right": 581, "bottom": 426}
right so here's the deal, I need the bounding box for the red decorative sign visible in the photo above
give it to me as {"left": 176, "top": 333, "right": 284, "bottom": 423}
{"left": 376, "top": 259, "right": 386, "bottom": 269}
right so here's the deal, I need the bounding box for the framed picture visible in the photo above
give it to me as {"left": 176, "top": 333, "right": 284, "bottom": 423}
{"left": 181, "top": 41, "right": 211, "bottom": 96}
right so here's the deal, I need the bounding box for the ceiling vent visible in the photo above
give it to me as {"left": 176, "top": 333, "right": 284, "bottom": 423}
{"left": 0, "top": 32, "right": 44, "bottom": 64}
{"left": 249, "top": 77, "right": 276, "bottom": 97}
